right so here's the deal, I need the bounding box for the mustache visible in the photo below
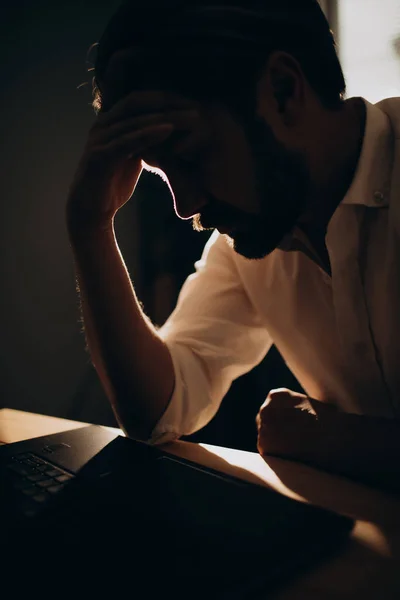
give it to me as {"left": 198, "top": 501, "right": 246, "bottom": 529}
{"left": 193, "top": 191, "right": 249, "bottom": 231}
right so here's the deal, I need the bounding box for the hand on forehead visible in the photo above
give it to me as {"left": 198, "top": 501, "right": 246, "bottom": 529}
{"left": 100, "top": 47, "right": 197, "bottom": 113}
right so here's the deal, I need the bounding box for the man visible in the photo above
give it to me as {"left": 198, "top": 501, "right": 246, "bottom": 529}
{"left": 66, "top": 0, "right": 400, "bottom": 493}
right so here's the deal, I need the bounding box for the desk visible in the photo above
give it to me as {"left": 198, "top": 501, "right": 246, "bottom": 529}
{"left": 1, "top": 408, "right": 400, "bottom": 599}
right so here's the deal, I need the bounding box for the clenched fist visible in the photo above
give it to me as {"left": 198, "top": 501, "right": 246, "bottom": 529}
{"left": 256, "top": 388, "right": 339, "bottom": 468}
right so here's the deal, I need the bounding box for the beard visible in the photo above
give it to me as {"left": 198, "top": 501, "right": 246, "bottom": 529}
{"left": 193, "top": 112, "right": 311, "bottom": 260}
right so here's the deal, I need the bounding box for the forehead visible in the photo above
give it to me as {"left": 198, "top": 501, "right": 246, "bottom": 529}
{"left": 98, "top": 48, "right": 256, "bottom": 136}
{"left": 99, "top": 49, "right": 154, "bottom": 106}
{"left": 98, "top": 46, "right": 237, "bottom": 114}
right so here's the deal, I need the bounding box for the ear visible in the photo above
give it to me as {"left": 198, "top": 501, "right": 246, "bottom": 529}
{"left": 256, "top": 51, "right": 305, "bottom": 128}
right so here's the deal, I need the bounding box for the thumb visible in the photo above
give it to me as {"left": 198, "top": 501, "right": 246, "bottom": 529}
{"left": 264, "top": 388, "right": 311, "bottom": 410}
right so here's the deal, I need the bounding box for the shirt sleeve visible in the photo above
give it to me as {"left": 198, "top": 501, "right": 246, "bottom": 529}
{"left": 147, "top": 230, "right": 272, "bottom": 445}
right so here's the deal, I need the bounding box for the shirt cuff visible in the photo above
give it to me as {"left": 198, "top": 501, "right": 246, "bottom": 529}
{"left": 146, "top": 342, "right": 187, "bottom": 446}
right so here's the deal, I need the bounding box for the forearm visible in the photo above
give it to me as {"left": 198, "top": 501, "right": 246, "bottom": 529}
{"left": 257, "top": 390, "right": 400, "bottom": 495}
{"left": 68, "top": 222, "right": 175, "bottom": 440}
{"left": 320, "top": 412, "right": 400, "bottom": 495}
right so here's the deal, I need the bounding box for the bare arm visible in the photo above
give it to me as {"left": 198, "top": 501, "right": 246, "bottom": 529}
{"left": 257, "top": 389, "right": 400, "bottom": 495}
{"left": 66, "top": 84, "right": 201, "bottom": 439}
{"left": 68, "top": 223, "right": 175, "bottom": 441}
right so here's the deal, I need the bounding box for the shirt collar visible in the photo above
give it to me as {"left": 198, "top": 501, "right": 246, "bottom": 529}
{"left": 278, "top": 98, "right": 394, "bottom": 253}
{"left": 341, "top": 98, "right": 393, "bottom": 208}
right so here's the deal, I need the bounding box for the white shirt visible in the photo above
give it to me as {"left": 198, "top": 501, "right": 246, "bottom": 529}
{"left": 150, "top": 97, "right": 400, "bottom": 445}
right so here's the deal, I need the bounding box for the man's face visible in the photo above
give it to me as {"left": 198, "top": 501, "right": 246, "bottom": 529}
{"left": 144, "top": 100, "right": 311, "bottom": 260}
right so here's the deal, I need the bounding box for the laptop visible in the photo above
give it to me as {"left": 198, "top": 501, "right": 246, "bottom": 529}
{"left": 0, "top": 425, "right": 354, "bottom": 598}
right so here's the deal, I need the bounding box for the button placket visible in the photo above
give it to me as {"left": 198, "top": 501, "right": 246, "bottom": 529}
{"left": 326, "top": 206, "right": 393, "bottom": 416}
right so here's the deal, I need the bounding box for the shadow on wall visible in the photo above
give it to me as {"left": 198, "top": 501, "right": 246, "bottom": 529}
{"left": 0, "top": 0, "right": 123, "bottom": 422}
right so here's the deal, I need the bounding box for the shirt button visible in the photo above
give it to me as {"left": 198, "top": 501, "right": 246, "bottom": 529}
{"left": 373, "top": 191, "right": 385, "bottom": 204}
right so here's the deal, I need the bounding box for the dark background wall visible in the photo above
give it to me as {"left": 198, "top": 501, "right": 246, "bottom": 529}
{"left": 0, "top": 1, "right": 302, "bottom": 452}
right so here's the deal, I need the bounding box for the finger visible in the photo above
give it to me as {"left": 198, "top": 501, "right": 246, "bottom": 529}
{"left": 99, "top": 89, "right": 197, "bottom": 125}
{"left": 257, "top": 401, "right": 322, "bottom": 458}
{"left": 91, "top": 123, "right": 175, "bottom": 159}
{"left": 92, "top": 109, "right": 200, "bottom": 146}
{"left": 268, "top": 389, "right": 312, "bottom": 410}
{"left": 171, "top": 134, "right": 202, "bottom": 158}
{"left": 100, "top": 47, "right": 152, "bottom": 90}
{"left": 258, "top": 389, "right": 316, "bottom": 426}
{"left": 102, "top": 47, "right": 145, "bottom": 77}
{"left": 100, "top": 48, "right": 198, "bottom": 113}
{"left": 168, "top": 125, "right": 211, "bottom": 158}
{"left": 260, "top": 388, "right": 294, "bottom": 411}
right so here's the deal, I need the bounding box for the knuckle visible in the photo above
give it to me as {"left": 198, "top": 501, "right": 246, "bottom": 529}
{"left": 267, "top": 388, "right": 294, "bottom": 408}
{"left": 258, "top": 405, "right": 269, "bottom": 423}
{"left": 258, "top": 401, "right": 285, "bottom": 426}
{"left": 141, "top": 113, "right": 163, "bottom": 126}
{"left": 269, "top": 387, "right": 291, "bottom": 398}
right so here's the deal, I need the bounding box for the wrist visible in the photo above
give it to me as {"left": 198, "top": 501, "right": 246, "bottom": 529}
{"left": 66, "top": 207, "right": 115, "bottom": 240}
{"left": 67, "top": 217, "right": 116, "bottom": 249}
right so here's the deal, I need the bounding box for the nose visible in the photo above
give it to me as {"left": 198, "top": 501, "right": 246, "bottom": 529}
{"left": 171, "top": 188, "right": 209, "bottom": 220}
{"left": 160, "top": 163, "right": 210, "bottom": 219}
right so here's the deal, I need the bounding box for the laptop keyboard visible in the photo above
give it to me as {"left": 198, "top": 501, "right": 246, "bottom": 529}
{"left": 5, "top": 452, "right": 75, "bottom": 518}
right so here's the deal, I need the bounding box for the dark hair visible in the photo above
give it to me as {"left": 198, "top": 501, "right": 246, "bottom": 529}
{"left": 92, "top": 0, "right": 346, "bottom": 116}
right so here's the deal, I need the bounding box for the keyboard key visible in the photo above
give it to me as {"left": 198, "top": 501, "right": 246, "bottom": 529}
{"left": 22, "top": 459, "right": 39, "bottom": 467}
{"left": 36, "top": 464, "right": 50, "bottom": 472}
{"left": 45, "top": 469, "right": 63, "bottom": 477}
{"left": 36, "top": 479, "right": 55, "bottom": 488}
{"left": 13, "top": 479, "right": 36, "bottom": 491}
{"left": 55, "top": 474, "right": 73, "bottom": 483}
{"left": 27, "top": 458, "right": 44, "bottom": 466}
{"left": 26, "top": 473, "right": 49, "bottom": 482}
{"left": 47, "top": 484, "right": 65, "bottom": 494}
{"left": 30, "top": 456, "right": 47, "bottom": 465}
{"left": 32, "top": 493, "right": 48, "bottom": 503}
{"left": 7, "top": 463, "right": 36, "bottom": 476}
{"left": 21, "top": 486, "right": 40, "bottom": 496}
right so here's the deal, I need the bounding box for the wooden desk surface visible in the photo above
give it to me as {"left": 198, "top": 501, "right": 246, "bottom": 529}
{"left": 1, "top": 407, "right": 400, "bottom": 599}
